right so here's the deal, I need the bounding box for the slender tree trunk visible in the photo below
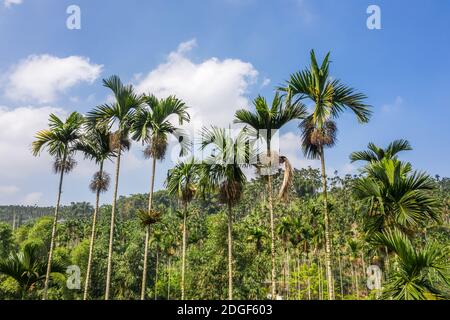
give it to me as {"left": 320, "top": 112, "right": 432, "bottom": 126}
{"left": 320, "top": 147, "right": 335, "bottom": 300}
{"left": 105, "top": 150, "right": 121, "bottom": 300}
{"left": 318, "top": 256, "right": 322, "bottom": 300}
{"left": 167, "top": 257, "right": 171, "bottom": 300}
{"left": 83, "top": 162, "right": 103, "bottom": 300}
{"left": 43, "top": 151, "right": 67, "bottom": 300}
{"left": 354, "top": 264, "right": 360, "bottom": 299}
{"left": 267, "top": 174, "right": 276, "bottom": 299}
{"left": 286, "top": 248, "right": 290, "bottom": 300}
{"left": 181, "top": 203, "right": 187, "bottom": 300}
{"left": 338, "top": 254, "right": 344, "bottom": 299}
{"left": 12, "top": 212, "right": 16, "bottom": 232}
{"left": 227, "top": 204, "right": 233, "bottom": 300}
{"left": 141, "top": 157, "right": 157, "bottom": 300}
{"left": 154, "top": 249, "right": 159, "bottom": 300}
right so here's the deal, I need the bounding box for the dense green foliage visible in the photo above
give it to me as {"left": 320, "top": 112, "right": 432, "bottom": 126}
{"left": 0, "top": 168, "right": 448, "bottom": 300}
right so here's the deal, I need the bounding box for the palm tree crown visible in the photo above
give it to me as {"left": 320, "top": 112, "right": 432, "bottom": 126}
{"left": 350, "top": 139, "right": 412, "bottom": 163}
{"left": 132, "top": 94, "right": 190, "bottom": 159}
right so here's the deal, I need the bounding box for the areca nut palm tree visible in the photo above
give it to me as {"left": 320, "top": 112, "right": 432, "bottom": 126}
{"left": 370, "top": 229, "right": 449, "bottom": 300}
{"left": 166, "top": 158, "right": 200, "bottom": 300}
{"left": 0, "top": 242, "right": 65, "bottom": 299}
{"left": 234, "top": 93, "right": 307, "bottom": 298}
{"left": 75, "top": 124, "right": 115, "bottom": 300}
{"left": 199, "top": 126, "right": 252, "bottom": 300}
{"left": 32, "top": 111, "right": 84, "bottom": 300}
{"left": 281, "top": 50, "right": 372, "bottom": 299}
{"left": 131, "top": 94, "right": 190, "bottom": 300}
{"left": 86, "top": 75, "right": 144, "bottom": 300}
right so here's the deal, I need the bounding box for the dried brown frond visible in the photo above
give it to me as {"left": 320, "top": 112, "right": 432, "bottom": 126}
{"left": 308, "top": 120, "right": 337, "bottom": 147}
{"left": 143, "top": 135, "right": 167, "bottom": 160}
{"left": 109, "top": 130, "right": 131, "bottom": 151}
{"left": 278, "top": 156, "right": 293, "bottom": 202}
{"left": 53, "top": 156, "right": 77, "bottom": 173}
{"left": 89, "top": 171, "right": 111, "bottom": 193}
{"left": 219, "top": 181, "right": 243, "bottom": 206}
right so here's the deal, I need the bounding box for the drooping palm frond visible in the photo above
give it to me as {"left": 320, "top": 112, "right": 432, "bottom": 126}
{"left": 32, "top": 112, "right": 84, "bottom": 159}
{"left": 131, "top": 94, "right": 190, "bottom": 160}
{"left": 281, "top": 50, "right": 372, "bottom": 127}
{"left": 234, "top": 93, "right": 307, "bottom": 146}
{"left": 370, "top": 229, "right": 450, "bottom": 300}
{"left": 53, "top": 156, "right": 77, "bottom": 173}
{"left": 350, "top": 139, "right": 412, "bottom": 163}
{"left": 137, "top": 208, "right": 162, "bottom": 227}
{"left": 0, "top": 242, "right": 65, "bottom": 296}
{"left": 89, "top": 171, "right": 111, "bottom": 193}
{"left": 278, "top": 156, "right": 293, "bottom": 202}
{"left": 86, "top": 75, "right": 144, "bottom": 135}
{"left": 166, "top": 158, "right": 200, "bottom": 205}
{"left": 354, "top": 159, "right": 442, "bottom": 234}
{"left": 300, "top": 117, "right": 337, "bottom": 159}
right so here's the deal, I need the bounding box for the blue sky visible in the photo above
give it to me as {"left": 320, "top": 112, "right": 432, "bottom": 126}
{"left": 0, "top": 0, "right": 449, "bottom": 206}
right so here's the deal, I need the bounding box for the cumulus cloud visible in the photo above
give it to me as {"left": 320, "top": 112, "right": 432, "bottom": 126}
{"left": 135, "top": 39, "right": 259, "bottom": 129}
{"left": 0, "top": 106, "right": 67, "bottom": 179}
{"left": 5, "top": 55, "right": 102, "bottom": 103}
{"left": 4, "top": 0, "right": 22, "bottom": 7}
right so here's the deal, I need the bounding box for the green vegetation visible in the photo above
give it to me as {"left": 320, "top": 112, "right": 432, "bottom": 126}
{"left": 0, "top": 51, "right": 448, "bottom": 300}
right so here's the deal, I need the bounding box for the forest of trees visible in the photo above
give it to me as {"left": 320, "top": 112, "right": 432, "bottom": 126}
{"left": 0, "top": 50, "right": 449, "bottom": 300}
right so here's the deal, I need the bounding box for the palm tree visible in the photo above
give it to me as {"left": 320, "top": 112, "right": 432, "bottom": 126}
{"left": 136, "top": 208, "right": 162, "bottom": 299}
{"left": 353, "top": 159, "right": 441, "bottom": 236}
{"left": 234, "top": 93, "right": 307, "bottom": 298}
{"left": 32, "top": 111, "right": 84, "bottom": 299}
{"left": 370, "top": 229, "right": 449, "bottom": 300}
{"left": 0, "top": 242, "right": 64, "bottom": 299}
{"left": 246, "top": 225, "right": 268, "bottom": 253}
{"left": 350, "top": 139, "right": 412, "bottom": 163}
{"left": 131, "top": 94, "right": 190, "bottom": 300}
{"left": 166, "top": 158, "right": 200, "bottom": 299}
{"left": 199, "top": 126, "right": 252, "bottom": 300}
{"left": 281, "top": 50, "right": 372, "bottom": 299}
{"left": 86, "top": 75, "right": 143, "bottom": 300}
{"left": 75, "top": 124, "right": 115, "bottom": 300}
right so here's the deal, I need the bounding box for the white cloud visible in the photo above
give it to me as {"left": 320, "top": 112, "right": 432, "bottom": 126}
{"left": 0, "top": 106, "right": 67, "bottom": 179}
{"left": 296, "top": 0, "right": 316, "bottom": 24}
{"left": 0, "top": 185, "right": 19, "bottom": 195}
{"left": 382, "top": 96, "right": 404, "bottom": 113}
{"left": 261, "top": 77, "right": 271, "bottom": 87}
{"left": 22, "top": 192, "right": 43, "bottom": 205}
{"left": 135, "top": 39, "right": 259, "bottom": 129}
{"left": 5, "top": 55, "right": 102, "bottom": 103}
{"left": 4, "top": 0, "right": 22, "bottom": 7}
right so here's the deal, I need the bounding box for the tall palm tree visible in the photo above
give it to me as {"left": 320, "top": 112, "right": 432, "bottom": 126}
{"left": 370, "top": 229, "right": 449, "bottom": 300}
{"left": 136, "top": 207, "right": 162, "bottom": 299}
{"left": 75, "top": 124, "right": 115, "bottom": 300}
{"left": 32, "top": 111, "right": 84, "bottom": 299}
{"left": 199, "top": 126, "right": 252, "bottom": 300}
{"left": 131, "top": 94, "right": 190, "bottom": 300}
{"left": 166, "top": 158, "right": 200, "bottom": 299}
{"left": 86, "top": 75, "right": 143, "bottom": 300}
{"left": 281, "top": 50, "right": 372, "bottom": 299}
{"left": 0, "top": 242, "right": 64, "bottom": 299}
{"left": 234, "top": 93, "right": 307, "bottom": 298}
{"left": 350, "top": 139, "right": 412, "bottom": 163}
